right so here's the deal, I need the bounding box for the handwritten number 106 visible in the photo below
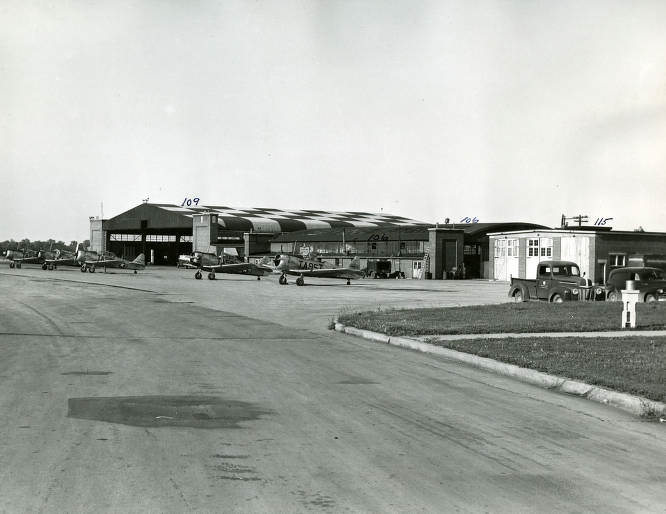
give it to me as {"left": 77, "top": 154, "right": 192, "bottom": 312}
{"left": 181, "top": 197, "right": 200, "bottom": 207}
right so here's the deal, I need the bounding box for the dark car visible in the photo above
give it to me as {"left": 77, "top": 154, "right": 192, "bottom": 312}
{"left": 605, "top": 267, "right": 666, "bottom": 302}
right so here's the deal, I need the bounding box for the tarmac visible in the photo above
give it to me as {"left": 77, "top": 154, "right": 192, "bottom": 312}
{"left": 335, "top": 322, "right": 666, "bottom": 419}
{"left": 1, "top": 265, "right": 665, "bottom": 512}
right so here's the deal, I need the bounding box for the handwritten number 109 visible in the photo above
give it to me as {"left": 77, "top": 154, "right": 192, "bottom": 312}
{"left": 181, "top": 197, "right": 200, "bottom": 207}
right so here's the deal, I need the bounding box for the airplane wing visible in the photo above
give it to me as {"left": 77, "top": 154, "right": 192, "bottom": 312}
{"left": 285, "top": 268, "right": 363, "bottom": 279}
{"left": 204, "top": 263, "right": 272, "bottom": 276}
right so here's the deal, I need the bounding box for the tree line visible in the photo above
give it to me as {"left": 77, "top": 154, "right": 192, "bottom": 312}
{"left": 1, "top": 239, "right": 90, "bottom": 255}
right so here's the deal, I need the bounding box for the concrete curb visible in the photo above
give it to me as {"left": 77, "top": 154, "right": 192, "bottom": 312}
{"left": 334, "top": 322, "right": 666, "bottom": 419}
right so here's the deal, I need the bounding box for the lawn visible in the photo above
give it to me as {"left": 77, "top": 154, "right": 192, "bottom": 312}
{"left": 338, "top": 301, "right": 666, "bottom": 336}
{"left": 424, "top": 335, "right": 666, "bottom": 403}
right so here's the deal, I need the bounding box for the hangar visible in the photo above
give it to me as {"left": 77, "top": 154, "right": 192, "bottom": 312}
{"left": 91, "top": 202, "right": 546, "bottom": 279}
{"left": 91, "top": 202, "right": 431, "bottom": 266}
{"left": 489, "top": 226, "right": 666, "bottom": 284}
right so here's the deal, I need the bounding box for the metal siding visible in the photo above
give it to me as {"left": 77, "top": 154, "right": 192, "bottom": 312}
{"left": 552, "top": 237, "right": 561, "bottom": 260}
{"left": 518, "top": 238, "right": 526, "bottom": 278}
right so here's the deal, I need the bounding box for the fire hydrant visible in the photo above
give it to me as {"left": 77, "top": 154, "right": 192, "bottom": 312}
{"left": 621, "top": 280, "right": 640, "bottom": 329}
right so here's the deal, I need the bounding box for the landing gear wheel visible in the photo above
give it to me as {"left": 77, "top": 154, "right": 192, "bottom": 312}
{"left": 9, "top": 262, "right": 15, "bottom": 269}
{"left": 89, "top": 266, "right": 95, "bottom": 273}
{"left": 48, "top": 264, "right": 54, "bottom": 271}
{"left": 257, "top": 276, "right": 261, "bottom": 280}
{"left": 80, "top": 265, "right": 86, "bottom": 272}
{"left": 195, "top": 271, "right": 202, "bottom": 280}
{"left": 551, "top": 293, "right": 563, "bottom": 303}
{"left": 134, "top": 270, "right": 137, "bottom": 274}
{"left": 279, "top": 275, "right": 287, "bottom": 285}
{"left": 208, "top": 272, "right": 216, "bottom": 280}
{"left": 296, "top": 276, "right": 304, "bottom": 286}
{"left": 42, "top": 263, "right": 47, "bottom": 270}
{"left": 346, "top": 279, "right": 351, "bottom": 285}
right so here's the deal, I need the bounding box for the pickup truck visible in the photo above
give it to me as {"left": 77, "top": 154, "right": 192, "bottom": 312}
{"left": 508, "top": 260, "right": 605, "bottom": 303}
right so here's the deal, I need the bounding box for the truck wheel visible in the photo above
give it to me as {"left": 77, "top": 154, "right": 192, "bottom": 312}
{"left": 608, "top": 290, "right": 622, "bottom": 302}
{"left": 645, "top": 293, "right": 657, "bottom": 303}
{"left": 513, "top": 290, "right": 525, "bottom": 302}
{"left": 551, "top": 293, "right": 563, "bottom": 303}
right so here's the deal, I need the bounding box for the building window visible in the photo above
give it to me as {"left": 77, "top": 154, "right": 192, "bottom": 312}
{"left": 506, "top": 240, "right": 519, "bottom": 257}
{"left": 180, "top": 235, "right": 193, "bottom": 243}
{"left": 528, "top": 239, "right": 539, "bottom": 257}
{"left": 146, "top": 235, "right": 176, "bottom": 242}
{"left": 110, "top": 234, "right": 141, "bottom": 242}
{"left": 494, "top": 239, "right": 506, "bottom": 257}
{"left": 609, "top": 254, "right": 626, "bottom": 266}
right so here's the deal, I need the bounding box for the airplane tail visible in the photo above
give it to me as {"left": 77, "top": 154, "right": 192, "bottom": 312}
{"left": 349, "top": 256, "right": 360, "bottom": 270}
{"left": 132, "top": 254, "right": 145, "bottom": 265}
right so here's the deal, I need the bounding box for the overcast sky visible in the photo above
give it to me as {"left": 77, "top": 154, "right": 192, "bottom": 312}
{"left": 2, "top": 0, "right": 666, "bottom": 241}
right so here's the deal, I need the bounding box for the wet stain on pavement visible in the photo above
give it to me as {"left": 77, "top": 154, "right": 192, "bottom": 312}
{"left": 292, "top": 490, "right": 337, "bottom": 510}
{"left": 336, "top": 377, "right": 378, "bottom": 385}
{"left": 67, "top": 395, "right": 272, "bottom": 428}
{"left": 61, "top": 371, "right": 112, "bottom": 376}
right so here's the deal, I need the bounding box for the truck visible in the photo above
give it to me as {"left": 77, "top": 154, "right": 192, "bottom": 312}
{"left": 508, "top": 260, "right": 605, "bottom": 303}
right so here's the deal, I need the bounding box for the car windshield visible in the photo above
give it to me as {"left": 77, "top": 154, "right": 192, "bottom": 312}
{"left": 639, "top": 270, "right": 664, "bottom": 280}
{"left": 552, "top": 265, "right": 580, "bottom": 277}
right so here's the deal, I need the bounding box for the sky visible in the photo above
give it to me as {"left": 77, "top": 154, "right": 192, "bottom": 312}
{"left": 2, "top": 0, "right": 666, "bottom": 241}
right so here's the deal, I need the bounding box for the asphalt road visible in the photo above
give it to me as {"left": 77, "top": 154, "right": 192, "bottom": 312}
{"left": 1, "top": 267, "right": 665, "bottom": 513}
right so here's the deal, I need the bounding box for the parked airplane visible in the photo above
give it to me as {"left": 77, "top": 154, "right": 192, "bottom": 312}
{"left": 81, "top": 252, "right": 146, "bottom": 274}
{"left": 75, "top": 246, "right": 100, "bottom": 271}
{"left": 5, "top": 248, "right": 44, "bottom": 268}
{"left": 273, "top": 254, "right": 364, "bottom": 285}
{"left": 187, "top": 251, "right": 273, "bottom": 280}
{"left": 42, "top": 249, "right": 80, "bottom": 270}
{"left": 177, "top": 254, "right": 198, "bottom": 269}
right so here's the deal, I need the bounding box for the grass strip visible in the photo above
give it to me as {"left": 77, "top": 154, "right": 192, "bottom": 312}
{"left": 423, "top": 335, "right": 666, "bottom": 403}
{"left": 338, "top": 302, "right": 666, "bottom": 336}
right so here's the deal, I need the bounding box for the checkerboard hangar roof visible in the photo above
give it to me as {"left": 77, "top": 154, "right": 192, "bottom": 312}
{"left": 104, "top": 203, "right": 433, "bottom": 233}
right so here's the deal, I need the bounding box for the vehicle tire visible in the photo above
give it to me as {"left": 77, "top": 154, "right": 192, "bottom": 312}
{"left": 608, "top": 290, "right": 622, "bottom": 302}
{"left": 513, "top": 290, "right": 525, "bottom": 302}
{"left": 208, "top": 272, "right": 215, "bottom": 280}
{"left": 551, "top": 293, "right": 563, "bottom": 303}
{"left": 42, "top": 263, "right": 47, "bottom": 270}
{"left": 296, "top": 277, "right": 304, "bottom": 286}
{"left": 195, "top": 271, "right": 202, "bottom": 280}
{"left": 645, "top": 293, "right": 657, "bottom": 303}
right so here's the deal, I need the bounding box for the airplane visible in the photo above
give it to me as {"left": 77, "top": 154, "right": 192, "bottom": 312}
{"left": 176, "top": 254, "right": 198, "bottom": 269}
{"left": 80, "top": 252, "right": 146, "bottom": 274}
{"left": 75, "top": 246, "right": 100, "bottom": 271}
{"left": 273, "top": 254, "right": 365, "bottom": 286}
{"left": 186, "top": 251, "right": 273, "bottom": 280}
{"left": 42, "top": 248, "right": 81, "bottom": 270}
{"left": 5, "top": 248, "right": 44, "bottom": 269}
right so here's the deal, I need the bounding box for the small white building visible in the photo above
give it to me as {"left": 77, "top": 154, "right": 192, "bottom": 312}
{"left": 489, "top": 227, "right": 666, "bottom": 284}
